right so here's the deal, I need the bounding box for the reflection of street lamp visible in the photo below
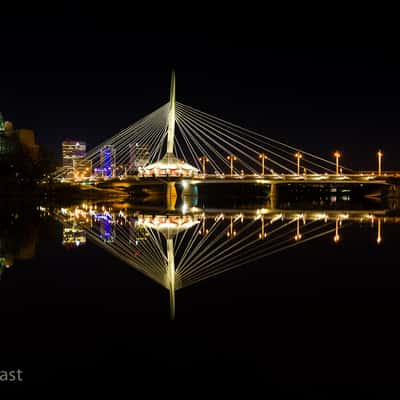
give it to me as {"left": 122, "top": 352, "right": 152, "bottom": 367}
{"left": 227, "top": 155, "right": 237, "bottom": 176}
{"left": 377, "top": 150, "right": 383, "bottom": 176}
{"left": 334, "top": 151, "right": 341, "bottom": 175}
{"left": 259, "top": 215, "right": 267, "bottom": 239}
{"left": 294, "top": 218, "right": 302, "bottom": 240}
{"left": 377, "top": 217, "right": 382, "bottom": 244}
{"left": 227, "top": 216, "right": 237, "bottom": 238}
{"left": 294, "top": 152, "right": 302, "bottom": 175}
{"left": 334, "top": 217, "right": 340, "bottom": 242}
{"left": 258, "top": 153, "right": 267, "bottom": 176}
{"left": 198, "top": 156, "right": 209, "bottom": 175}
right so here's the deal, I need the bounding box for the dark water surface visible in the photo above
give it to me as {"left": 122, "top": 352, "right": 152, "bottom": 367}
{"left": 1, "top": 199, "right": 400, "bottom": 397}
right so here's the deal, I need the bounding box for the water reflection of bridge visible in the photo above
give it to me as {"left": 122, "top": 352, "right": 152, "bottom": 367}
{"left": 48, "top": 202, "right": 396, "bottom": 319}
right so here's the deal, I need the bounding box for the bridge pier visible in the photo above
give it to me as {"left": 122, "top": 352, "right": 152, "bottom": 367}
{"left": 181, "top": 181, "right": 198, "bottom": 204}
{"left": 165, "top": 181, "right": 178, "bottom": 211}
{"left": 269, "top": 183, "right": 278, "bottom": 209}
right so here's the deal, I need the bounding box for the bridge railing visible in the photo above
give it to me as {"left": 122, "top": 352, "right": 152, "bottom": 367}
{"left": 355, "top": 171, "right": 400, "bottom": 177}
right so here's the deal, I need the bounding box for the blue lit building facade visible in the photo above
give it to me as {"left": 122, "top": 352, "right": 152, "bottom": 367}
{"left": 99, "top": 145, "right": 116, "bottom": 178}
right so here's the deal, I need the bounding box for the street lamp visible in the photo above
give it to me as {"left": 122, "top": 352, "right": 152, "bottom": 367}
{"left": 227, "top": 154, "right": 237, "bottom": 176}
{"left": 294, "top": 152, "right": 302, "bottom": 176}
{"left": 377, "top": 150, "right": 383, "bottom": 176}
{"left": 198, "top": 156, "right": 209, "bottom": 175}
{"left": 334, "top": 151, "right": 341, "bottom": 175}
{"left": 258, "top": 153, "right": 267, "bottom": 176}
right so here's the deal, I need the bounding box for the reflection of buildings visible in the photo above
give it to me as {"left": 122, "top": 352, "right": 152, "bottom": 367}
{"left": 58, "top": 207, "right": 89, "bottom": 248}
{"left": 0, "top": 208, "right": 39, "bottom": 277}
{"left": 62, "top": 224, "right": 86, "bottom": 248}
{"left": 127, "top": 216, "right": 150, "bottom": 244}
{"left": 98, "top": 214, "right": 115, "bottom": 243}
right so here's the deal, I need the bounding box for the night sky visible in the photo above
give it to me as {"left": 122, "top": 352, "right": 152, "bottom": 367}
{"left": 1, "top": 5, "right": 399, "bottom": 169}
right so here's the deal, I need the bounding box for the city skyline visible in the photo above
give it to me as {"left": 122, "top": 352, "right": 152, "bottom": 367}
{"left": 1, "top": 11, "right": 400, "bottom": 170}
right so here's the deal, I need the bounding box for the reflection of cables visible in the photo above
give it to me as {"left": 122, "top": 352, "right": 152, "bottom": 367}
{"left": 181, "top": 222, "right": 336, "bottom": 287}
{"left": 182, "top": 226, "right": 337, "bottom": 288}
{"left": 53, "top": 208, "right": 348, "bottom": 292}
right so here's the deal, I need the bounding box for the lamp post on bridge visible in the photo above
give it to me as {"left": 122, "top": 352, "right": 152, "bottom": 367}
{"left": 334, "top": 151, "right": 341, "bottom": 175}
{"left": 227, "top": 154, "right": 237, "bottom": 176}
{"left": 294, "top": 152, "right": 302, "bottom": 176}
{"left": 198, "top": 156, "right": 209, "bottom": 176}
{"left": 377, "top": 150, "right": 383, "bottom": 176}
{"left": 259, "top": 153, "right": 267, "bottom": 176}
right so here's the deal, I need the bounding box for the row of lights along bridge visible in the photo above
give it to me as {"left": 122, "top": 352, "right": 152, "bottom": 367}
{"left": 199, "top": 150, "right": 385, "bottom": 176}
{"left": 67, "top": 149, "right": 386, "bottom": 181}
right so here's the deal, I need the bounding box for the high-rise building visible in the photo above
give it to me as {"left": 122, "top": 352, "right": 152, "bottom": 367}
{"left": 0, "top": 112, "right": 5, "bottom": 133}
{"left": 62, "top": 140, "right": 86, "bottom": 168}
{"left": 0, "top": 114, "right": 38, "bottom": 162}
{"left": 99, "top": 145, "right": 116, "bottom": 177}
{"left": 16, "top": 129, "right": 40, "bottom": 163}
{"left": 4, "top": 121, "right": 13, "bottom": 133}
{"left": 128, "top": 143, "right": 150, "bottom": 174}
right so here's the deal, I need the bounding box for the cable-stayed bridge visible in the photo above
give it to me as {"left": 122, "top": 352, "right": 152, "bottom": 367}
{"left": 53, "top": 71, "right": 398, "bottom": 190}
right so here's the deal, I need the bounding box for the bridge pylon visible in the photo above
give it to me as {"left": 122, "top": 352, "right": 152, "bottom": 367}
{"left": 143, "top": 71, "right": 198, "bottom": 177}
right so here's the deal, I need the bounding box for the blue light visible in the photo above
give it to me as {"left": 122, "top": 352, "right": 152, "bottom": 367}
{"left": 101, "top": 147, "right": 113, "bottom": 177}
{"left": 94, "top": 213, "right": 112, "bottom": 221}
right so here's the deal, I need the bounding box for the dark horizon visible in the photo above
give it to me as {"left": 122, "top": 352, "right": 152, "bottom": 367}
{"left": 1, "top": 7, "right": 399, "bottom": 169}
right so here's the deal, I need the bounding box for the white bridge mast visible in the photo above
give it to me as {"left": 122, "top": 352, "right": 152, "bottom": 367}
{"left": 166, "top": 70, "right": 176, "bottom": 154}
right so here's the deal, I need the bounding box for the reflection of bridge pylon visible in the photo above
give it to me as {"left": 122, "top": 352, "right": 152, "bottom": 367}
{"left": 138, "top": 215, "right": 200, "bottom": 319}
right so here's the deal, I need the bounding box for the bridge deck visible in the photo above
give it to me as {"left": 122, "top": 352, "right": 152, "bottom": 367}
{"left": 97, "top": 173, "right": 395, "bottom": 185}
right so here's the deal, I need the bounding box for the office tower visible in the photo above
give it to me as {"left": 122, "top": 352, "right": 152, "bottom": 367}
{"left": 128, "top": 143, "right": 150, "bottom": 174}
{"left": 62, "top": 139, "right": 86, "bottom": 168}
